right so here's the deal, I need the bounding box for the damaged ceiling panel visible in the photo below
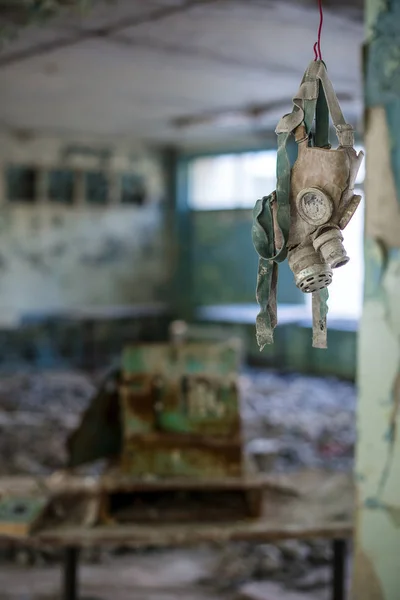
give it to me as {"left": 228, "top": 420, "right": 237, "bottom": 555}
{"left": 0, "top": 0, "right": 364, "bottom": 145}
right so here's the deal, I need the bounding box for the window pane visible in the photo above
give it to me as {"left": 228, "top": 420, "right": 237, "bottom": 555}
{"left": 48, "top": 169, "right": 74, "bottom": 204}
{"left": 6, "top": 166, "right": 36, "bottom": 203}
{"left": 188, "top": 150, "right": 276, "bottom": 210}
{"left": 86, "top": 171, "right": 109, "bottom": 205}
{"left": 121, "top": 173, "right": 146, "bottom": 205}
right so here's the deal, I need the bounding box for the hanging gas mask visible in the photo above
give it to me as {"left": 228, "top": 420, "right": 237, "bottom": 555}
{"left": 252, "top": 60, "right": 364, "bottom": 349}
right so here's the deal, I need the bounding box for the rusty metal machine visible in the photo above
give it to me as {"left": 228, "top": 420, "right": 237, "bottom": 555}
{"left": 0, "top": 332, "right": 266, "bottom": 534}
{"left": 119, "top": 341, "right": 242, "bottom": 478}
{"left": 63, "top": 334, "right": 265, "bottom": 524}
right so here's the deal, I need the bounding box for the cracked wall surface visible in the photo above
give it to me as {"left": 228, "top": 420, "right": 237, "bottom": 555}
{"left": 0, "top": 133, "right": 168, "bottom": 323}
{"left": 353, "top": 1, "right": 400, "bottom": 596}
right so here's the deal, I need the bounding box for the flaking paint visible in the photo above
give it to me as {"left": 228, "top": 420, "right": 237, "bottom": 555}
{"left": 353, "top": 1, "right": 400, "bottom": 596}
{"left": 0, "top": 133, "right": 168, "bottom": 323}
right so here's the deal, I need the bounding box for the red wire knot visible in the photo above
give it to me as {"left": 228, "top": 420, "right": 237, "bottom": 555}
{"left": 314, "top": 0, "right": 323, "bottom": 61}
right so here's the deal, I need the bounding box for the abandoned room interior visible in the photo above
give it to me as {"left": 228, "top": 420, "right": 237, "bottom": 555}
{"left": 0, "top": 0, "right": 399, "bottom": 599}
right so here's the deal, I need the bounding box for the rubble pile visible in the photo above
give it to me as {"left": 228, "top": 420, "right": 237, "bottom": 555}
{"left": 0, "top": 371, "right": 96, "bottom": 475}
{"left": 207, "top": 539, "right": 334, "bottom": 592}
{"left": 241, "top": 369, "right": 356, "bottom": 473}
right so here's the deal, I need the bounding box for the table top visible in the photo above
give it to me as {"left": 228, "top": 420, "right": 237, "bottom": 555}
{"left": 0, "top": 470, "right": 354, "bottom": 548}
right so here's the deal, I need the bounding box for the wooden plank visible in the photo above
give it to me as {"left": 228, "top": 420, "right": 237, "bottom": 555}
{"left": 0, "top": 522, "right": 32, "bottom": 537}
{"left": 33, "top": 520, "right": 353, "bottom": 548}
{"left": 0, "top": 470, "right": 354, "bottom": 547}
{"left": 0, "top": 472, "right": 292, "bottom": 496}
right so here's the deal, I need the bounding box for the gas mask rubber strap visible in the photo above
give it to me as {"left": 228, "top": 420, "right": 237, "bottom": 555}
{"left": 252, "top": 63, "right": 318, "bottom": 349}
{"left": 255, "top": 258, "right": 278, "bottom": 350}
{"left": 309, "top": 65, "right": 331, "bottom": 348}
{"left": 252, "top": 192, "right": 279, "bottom": 348}
{"left": 312, "top": 288, "right": 329, "bottom": 349}
{"left": 274, "top": 63, "right": 320, "bottom": 264}
{"left": 315, "top": 61, "right": 354, "bottom": 147}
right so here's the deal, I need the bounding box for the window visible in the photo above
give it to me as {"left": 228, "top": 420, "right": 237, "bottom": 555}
{"left": 48, "top": 169, "right": 74, "bottom": 204}
{"left": 85, "top": 171, "right": 109, "bottom": 205}
{"left": 6, "top": 166, "right": 36, "bottom": 203}
{"left": 188, "top": 151, "right": 276, "bottom": 210}
{"left": 3, "top": 165, "right": 152, "bottom": 208}
{"left": 121, "top": 174, "right": 147, "bottom": 205}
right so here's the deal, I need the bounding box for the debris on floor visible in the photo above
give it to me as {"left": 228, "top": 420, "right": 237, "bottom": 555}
{"left": 237, "top": 580, "right": 327, "bottom": 600}
{"left": 0, "top": 367, "right": 356, "bottom": 598}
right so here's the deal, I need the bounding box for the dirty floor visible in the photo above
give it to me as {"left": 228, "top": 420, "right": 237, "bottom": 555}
{"left": 0, "top": 548, "right": 332, "bottom": 600}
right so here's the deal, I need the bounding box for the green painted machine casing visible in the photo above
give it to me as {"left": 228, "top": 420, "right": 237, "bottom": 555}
{"left": 119, "top": 342, "right": 243, "bottom": 478}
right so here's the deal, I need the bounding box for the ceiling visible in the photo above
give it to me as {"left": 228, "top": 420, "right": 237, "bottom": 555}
{"left": 0, "top": 0, "right": 365, "bottom": 148}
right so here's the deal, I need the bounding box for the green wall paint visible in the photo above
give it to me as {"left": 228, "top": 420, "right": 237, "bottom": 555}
{"left": 0, "top": 134, "right": 168, "bottom": 322}
{"left": 191, "top": 209, "right": 304, "bottom": 306}
{"left": 354, "top": 0, "right": 400, "bottom": 596}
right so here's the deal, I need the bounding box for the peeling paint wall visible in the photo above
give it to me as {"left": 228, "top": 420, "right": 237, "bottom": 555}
{"left": 0, "top": 133, "right": 168, "bottom": 323}
{"left": 353, "top": 1, "right": 400, "bottom": 597}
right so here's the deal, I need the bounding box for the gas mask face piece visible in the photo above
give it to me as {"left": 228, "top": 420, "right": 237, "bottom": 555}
{"left": 287, "top": 126, "right": 364, "bottom": 294}
{"left": 252, "top": 60, "right": 364, "bottom": 349}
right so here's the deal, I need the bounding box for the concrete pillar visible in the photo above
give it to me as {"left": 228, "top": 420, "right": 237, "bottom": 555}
{"left": 353, "top": 1, "right": 400, "bottom": 598}
{"left": 74, "top": 169, "right": 86, "bottom": 207}
{"left": 108, "top": 171, "right": 121, "bottom": 206}
{"left": 36, "top": 167, "right": 48, "bottom": 204}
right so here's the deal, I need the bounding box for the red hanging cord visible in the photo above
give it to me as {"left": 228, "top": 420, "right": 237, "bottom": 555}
{"left": 313, "top": 0, "right": 324, "bottom": 61}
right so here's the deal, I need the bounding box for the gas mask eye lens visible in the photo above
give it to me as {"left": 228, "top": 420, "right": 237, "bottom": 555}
{"left": 297, "top": 187, "right": 333, "bottom": 226}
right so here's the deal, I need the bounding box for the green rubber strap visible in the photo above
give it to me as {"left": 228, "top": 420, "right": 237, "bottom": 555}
{"left": 312, "top": 287, "right": 329, "bottom": 349}
{"left": 255, "top": 258, "right": 278, "bottom": 349}
{"left": 252, "top": 102, "right": 317, "bottom": 348}
{"left": 252, "top": 193, "right": 275, "bottom": 260}
{"left": 252, "top": 193, "right": 279, "bottom": 348}
{"left": 310, "top": 67, "right": 330, "bottom": 347}
{"left": 275, "top": 133, "right": 291, "bottom": 263}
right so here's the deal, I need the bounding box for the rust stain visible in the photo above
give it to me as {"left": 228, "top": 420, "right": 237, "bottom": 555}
{"left": 120, "top": 375, "right": 156, "bottom": 425}
{"left": 121, "top": 435, "right": 242, "bottom": 479}
{"left": 352, "top": 549, "right": 385, "bottom": 600}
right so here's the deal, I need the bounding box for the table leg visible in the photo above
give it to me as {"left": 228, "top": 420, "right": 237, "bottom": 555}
{"left": 332, "top": 539, "right": 347, "bottom": 600}
{"left": 63, "top": 546, "right": 79, "bottom": 600}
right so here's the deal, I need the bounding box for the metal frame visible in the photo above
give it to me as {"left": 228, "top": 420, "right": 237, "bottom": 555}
{"left": 332, "top": 538, "right": 347, "bottom": 600}
{"left": 63, "top": 547, "right": 79, "bottom": 600}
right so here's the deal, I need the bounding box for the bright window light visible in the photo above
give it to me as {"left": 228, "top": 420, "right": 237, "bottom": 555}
{"left": 188, "top": 150, "right": 276, "bottom": 210}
